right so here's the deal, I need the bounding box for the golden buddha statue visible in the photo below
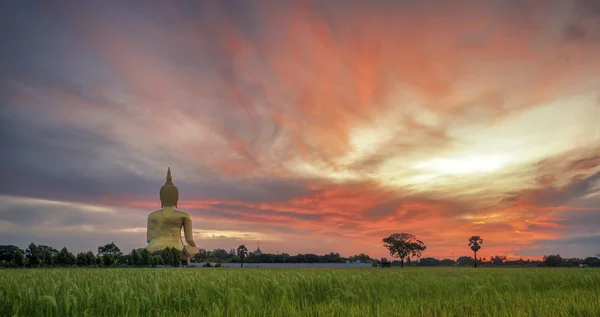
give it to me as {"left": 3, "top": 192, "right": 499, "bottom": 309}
{"left": 146, "top": 168, "right": 199, "bottom": 265}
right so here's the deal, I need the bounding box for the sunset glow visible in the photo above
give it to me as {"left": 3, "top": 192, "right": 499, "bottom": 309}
{"left": 1, "top": 0, "right": 599, "bottom": 260}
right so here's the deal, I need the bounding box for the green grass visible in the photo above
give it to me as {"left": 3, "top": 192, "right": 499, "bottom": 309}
{"left": 1, "top": 267, "right": 599, "bottom": 317}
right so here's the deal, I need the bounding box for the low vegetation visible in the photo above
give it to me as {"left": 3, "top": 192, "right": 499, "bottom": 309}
{"left": 1, "top": 267, "right": 599, "bottom": 317}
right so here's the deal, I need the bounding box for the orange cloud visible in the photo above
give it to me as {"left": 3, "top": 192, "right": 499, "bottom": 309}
{"left": 3, "top": 1, "right": 600, "bottom": 259}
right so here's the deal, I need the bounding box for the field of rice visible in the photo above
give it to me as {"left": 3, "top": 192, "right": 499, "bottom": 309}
{"left": 1, "top": 267, "right": 599, "bottom": 317}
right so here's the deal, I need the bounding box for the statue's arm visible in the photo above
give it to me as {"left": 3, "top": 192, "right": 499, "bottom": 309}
{"left": 183, "top": 215, "right": 196, "bottom": 247}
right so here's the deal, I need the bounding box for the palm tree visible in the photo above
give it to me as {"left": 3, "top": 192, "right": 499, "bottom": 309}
{"left": 237, "top": 245, "right": 248, "bottom": 268}
{"left": 468, "top": 236, "right": 483, "bottom": 268}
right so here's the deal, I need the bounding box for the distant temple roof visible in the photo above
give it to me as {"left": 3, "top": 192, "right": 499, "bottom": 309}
{"left": 254, "top": 241, "right": 262, "bottom": 254}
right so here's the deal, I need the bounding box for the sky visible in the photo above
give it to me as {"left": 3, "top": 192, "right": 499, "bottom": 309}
{"left": 1, "top": 0, "right": 599, "bottom": 260}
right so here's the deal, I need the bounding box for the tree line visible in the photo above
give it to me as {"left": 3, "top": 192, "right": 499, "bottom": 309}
{"left": 380, "top": 232, "right": 600, "bottom": 268}
{"left": 1, "top": 234, "right": 599, "bottom": 268}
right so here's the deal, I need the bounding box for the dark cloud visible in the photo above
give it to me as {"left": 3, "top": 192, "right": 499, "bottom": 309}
{"left": 1, "top": 0, "right": 600, "bottom": 259}
{"left": 565, "top": 24, "right": 587, "bottom": 41}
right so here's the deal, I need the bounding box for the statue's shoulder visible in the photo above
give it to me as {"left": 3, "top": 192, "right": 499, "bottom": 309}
{"left": 174, "top": 209, "right": 191, "bottom": 218}
{"left": 148, "top": 210, "right": 162, "bottom": 218}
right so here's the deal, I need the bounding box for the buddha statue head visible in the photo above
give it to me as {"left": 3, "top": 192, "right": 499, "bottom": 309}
{"left": 160, "top": 167, "right": 179, "bottom": 208}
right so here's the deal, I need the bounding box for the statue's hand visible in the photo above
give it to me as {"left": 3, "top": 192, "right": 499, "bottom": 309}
{"left": 183, "top": 245, "right": 200, "bottom": 258}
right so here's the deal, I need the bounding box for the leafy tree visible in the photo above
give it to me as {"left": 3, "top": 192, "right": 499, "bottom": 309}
{"left": 382, "top": 233, "right": 427, "bottom": 268}
{"left": 439, "top": 259, "right": 456, "bottom": 266}
{"left": 348, "top": 253, "right": 373, "bottom": 263}
{"left": 85, "top": 251, "right": 95, "bottom": 266}
{"left": 237, "top": 245, "right": 248, "bottom": 267}
{"left": 140, "top": 249, "right": 151, "bottom": 266}
{"left": 95, "top": 255, "right": 103, "bottom": 266}
{"left": 583, "top": 257, "right": 600, "bottom": 267}
{"left": 12, "top": 250, "right": 25, "bottom": 268}
{"left": 490, "top": 255, "right": 507, "bottom": 265}
{"left": 131, "top": 249, "right": 142, "bottom": 266}
{"left": 153, "top": 255, "right": 164, "bottom": 266}
{"left": 37, "top": 245, "right": 58, "bottom": 257}
{"left": 274, "top": 253, "right": 290, "bottom": 263}
{"left": 43, "top": 249, "right": 53, "bottom": 266}
{"left": 0, "top": 245, "right": 23, "bottom": 262}
{"left": 25, "top": 243, "right": 41, "bottom": 267}
{"left": 456, "top": 256, "right": 474, "bottom": 266}
{"left": 55, "top": 247, "right": 76, "bottom": 267}
{"left": 543, "top": 254, "right": 563, "bottom": 267}
{"left": 418, "top": 257, "right": 440, "bottom": 266}
{"left": 98, "top": 242, "right": 122, "bottom": 258}
{"left": 468, "top": 236, "right": 483, "bottom": 268}
{"left": 563, "top": 257, "right": 582, "bottom": 267}
{"left": 102, "top": 253, "right": 116, "bottom": 266}
{"left": 76, "top": 252, "right": 88, "bottom": 267}
{"left": 168, "top": 247, "right": 182, "bottom": 267}
{"left": 213, "top": 249, "right": 229, "bottom": 261}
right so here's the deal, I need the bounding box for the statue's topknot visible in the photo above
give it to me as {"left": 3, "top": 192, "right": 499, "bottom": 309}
{"left": 160, "top": 167, "right": 179, "bottom": 207}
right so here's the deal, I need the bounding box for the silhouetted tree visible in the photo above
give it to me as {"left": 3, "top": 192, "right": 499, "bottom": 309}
{"left": 213, "top": 249, "right": 229, "bottom": 261}
{"left": 85, "top": 251, "right": 95, "bottom": 266}
{"left": 25, "top": 243, "right": 41, "bottom": 267}
{"left": 543, "top": 254, "right": 563, "bottom": 267}
{"left": 55, "top": 247, "right": 76, "bottom": 266}
{"left": 43, "top": 249, "right": 53, "bottom": 266}
{"left": 76, "top": 252, "right": 87, "bottom": 267}
{"left": 583, "top": 257, "right": 600, "bottom": 267}
{"left": 102, "top": 254, "right": 116, "bottom": 266}
{"left": 418, "top": 257, "right": 440, "bottom": 266}
{"left": 131, "top": 249, "right": 142, "bottom": 265}
{"left": 456, "top": 256, "right": 474, "bottom": 266}
{"left": 237, "top": 245, "right": 248, "bottom": 267}
{"left": 439, "top": 259, "right": 456, "bottom": 266}
{"left": 382, "top": 233, "right": 427, "bottom": 268}
{"left": 98, "top": 242, "right": 122, "bottom": 257}
{"left": 490, "top": 255, "right": 507, "bottom": 265}
{"left": 140, "top": 249, "right": 151, "bottom": 266}
{"left": 0, "top": 245, "right": 23, "bottom": 262}
{"left": 468, "top": 236, "right": 483, "bottom": 268}
{"left": 12, "top": 250, "right": 25, "bottom": 268}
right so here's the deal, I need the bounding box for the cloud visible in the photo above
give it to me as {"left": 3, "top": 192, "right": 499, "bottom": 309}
{"left": 1, "top": 0, "right": 600, "bottom": 258}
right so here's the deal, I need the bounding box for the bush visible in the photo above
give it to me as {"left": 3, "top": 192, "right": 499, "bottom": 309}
{"left": 203, "top": 262, "right": 212, "bottom": 267}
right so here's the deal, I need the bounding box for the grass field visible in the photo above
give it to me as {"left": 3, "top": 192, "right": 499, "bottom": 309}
{"left": 1, "top": 267, "right": 599, "bottom": 317}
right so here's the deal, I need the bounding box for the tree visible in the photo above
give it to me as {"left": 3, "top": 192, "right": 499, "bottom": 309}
{"left": 543, "top": 254, "right": 563, "bottom": 267}
{"left": 12, "top": 250, "right": 25, "bottom": 268}
{"left": 468, "top": 236, "right": 483, "bottom": 268}
{"left": 38, "top": 245, "right": 58, "bottom": 257}
{"left": 382, "top": 233, "right": 427, "bottom": 268}
{"left": 168, "top": 247, "right": 181, "bottom": 267}
{"left": 85, "top": 251, "right": 95, "bottom": 266}
{"left": 76, "top": 252, "right": 88, "bottom": 267}
{"left": 102, "top": 254, "right": 116, "bottom": 267}
{"left": 440, "top": 259, "right": 456, "bottom": 266}
{"left": 140, "top": 249, "right": 151, "bottom": 266}
{"left": 55, "top": 247, "right": 76, "bottom": 267}
{"left": 131, "top": 249, "right": 142, "bottom": 266}
{"left": 213, "top": 249, "right": 229, "bottom": 261}
{"left": 583, "top": 257, "right": 600, "bottom": 267}
{"left": 237, "top": 245, "right": 248, "bottom": 267}
{"left": 456, "top": 256, "right": 474, "bottom": 266}
{"left": 25, "top": 243, "right": 41, "bottom": 267}
{"left": 43, "top": 249, "right": 53, "bottom": 266}
{"left": 98, "top": 242, "right": 122, "bottom": 258}
{"left": 418, "top": 257, "right": 440, "bottom": 266}
{"left": 0, "top": 245, "right": 23, "bottom": 262}
{"left": 490, "top": 255, "right": 507, "bottom": 265}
